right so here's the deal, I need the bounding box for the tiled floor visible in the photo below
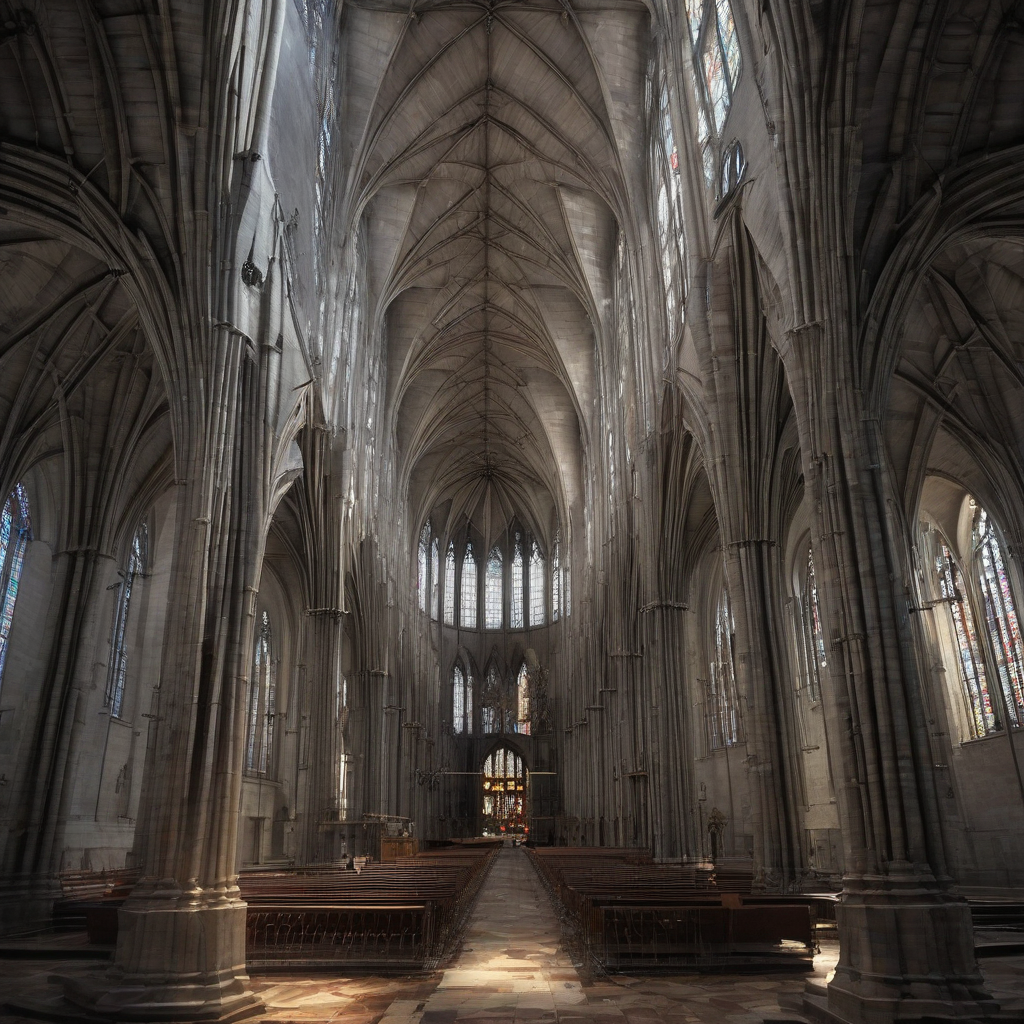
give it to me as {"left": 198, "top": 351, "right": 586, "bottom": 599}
{"left": 2, "top": 849, "right": 1022, "bottom": 1024}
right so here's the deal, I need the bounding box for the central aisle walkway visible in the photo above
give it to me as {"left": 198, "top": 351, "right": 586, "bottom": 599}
{"left": 374, "top": 846, "right": 816, "bottom": 1024}
{"left": 408, "top": 845, "right": 585, "bottom": 1023}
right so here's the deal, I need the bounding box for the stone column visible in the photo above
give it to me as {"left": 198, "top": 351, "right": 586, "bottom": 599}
{"left": 64, "top": 333, "right": 267, "bottom": 1023}
{"left": 784, "top": 323, "right": 995, "bottom": 1024}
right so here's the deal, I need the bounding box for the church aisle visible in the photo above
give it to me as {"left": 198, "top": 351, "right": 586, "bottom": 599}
{"left": 342, "top": 846, "right": 819, "bottom": 1024}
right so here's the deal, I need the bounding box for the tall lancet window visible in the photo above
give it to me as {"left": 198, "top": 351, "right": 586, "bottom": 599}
{"left": 461, "top": 544, "right": 478, "bottom": 629}
{"left": 245, "top": 611, "right": 276, "bottom": 775}
{"left": 685, "top": 0, "right": 741, "bottom": 188}
{"left": 482, "top": 664, "right": 502, "bottom": 734}
{"left": 515, "top": 663, "right": 531, "bottom": 735}
{"left": 444, "top": 544, "right": 457, "bottom": 625}
{"left": 430, "top": 538, "right": 440, "bottom": 620}
{"left": 0, "top": 483, "right": 30, "bottom": 692}
{"left": 417, "top": 523, "right": 430, "bottom": 612}
{"left": 973, "top": 506, "right": 1024, "bottom": 727}
{"left": 529, "top": 541, "right": 546, "bottom": 627}
{"left": 511, "top": 533, "right": 525, "bottom": 629}
{"left": 453, "top": 663, "right": 473, "bottom": 734}
{"left": 707, "top": 587, "right": 739, "bottom": 750}
{"left": 485, "top": 547, "right": 503, "bottom": 629}
{"left": 934, "top": 538, "right": 995, "bottom": 738}
{"left": 551, "top": 535, "right": 561, "bottom": 622}
{"left": 798, "top": 547, "right": 827, "bottom": 702}
{"left": 106, "top": 522, "right": 148, "bottom": 719}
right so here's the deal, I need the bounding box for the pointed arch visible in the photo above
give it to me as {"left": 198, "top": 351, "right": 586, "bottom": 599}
{"left": 510, "top": 530, "right": 525, "bottom": 629}
{"left": 453, "top": 659, "right": 474, "bottom": 734}
{"left": 444, "top": 542, "right": 457, "bottom": 625}
{"left": 485, "top": 544, "right": 503, "bottom": 629}
{"left": 106, "top": 520, "right": 148, "bottom": 719}
{"left": 245, "top": 610, "right": 276, "bottom": 775}
{"left": 461, "top": 542, "right": 478, "bottom": 628}
{"left": 515, "top": 661, "right": 530, "bottom": 736}
{"left": 528, "top": 539, "right": 545, "bottom": 627}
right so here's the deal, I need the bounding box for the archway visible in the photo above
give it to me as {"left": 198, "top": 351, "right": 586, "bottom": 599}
{"left": 482, "top": 747, "right": 527, "bottom": 836}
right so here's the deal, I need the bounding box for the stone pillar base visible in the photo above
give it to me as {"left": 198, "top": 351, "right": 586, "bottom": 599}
{"left": 63, "top": 899, "right": 263, "bottom": 1022}
{"left": 822, "top": 884, "right": 998, "bottom": 1024}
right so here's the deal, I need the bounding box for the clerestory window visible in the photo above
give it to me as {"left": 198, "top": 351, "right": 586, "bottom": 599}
{"left": 485, "top": 546, "right": 503, "bottom": 629}
{"left": 461, "top": 544, "right": 478, "bottom": 629}
{"left": 529, "top": 541, "right": 546, "bottom": 627}
{"left": 511, "top": 534, "right": 525, "bottom": 629}
{"left": 685, "top": 0, "right": 741, "bottom": 191}
{"left": 444, "top": 543, "right": 456, "bottom": 625}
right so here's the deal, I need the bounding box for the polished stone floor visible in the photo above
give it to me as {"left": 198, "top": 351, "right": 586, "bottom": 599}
{"left": 1, "top": 848, "right": 1023, "bottom": 1024}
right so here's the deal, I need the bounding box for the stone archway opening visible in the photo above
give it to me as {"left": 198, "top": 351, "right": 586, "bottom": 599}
{"left": 481, "top": 747, "right": 527, "bottom": 836}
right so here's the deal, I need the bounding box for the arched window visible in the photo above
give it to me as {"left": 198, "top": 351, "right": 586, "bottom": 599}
{"left": 685, "top": 0, "right": 741, "bottom": 190}
{"left": 485, "top": 546, "right": 503, "bottom": 629}
{"left": 515, "top": 663, "right": 530, "bottom": 736}
{"left": 430, "top": 538, "right": 440, "bottom": 620}
{"left": 552, "top": 536, "right": 561, "bottom": 623}
{"left": 461, "top": 544, "right": 478, "bottom": 629}
{"left": 106, "top": 522, "right": 148, "bottom": 719}
{"left": 511, "top": 533, "right": 525, "bottom": 629}
{"left": 973, "top": 506, "right": 1024, "bottom": 727}
{"left": 655, "top": 82, "right": 684, "bottom": 325}
{"left": 0, "top": 483, "right": 31, "bottom": 690}
{"left": 482, "top": 664, "right": 502, "bottom": 734}
{"left": 417, "top": 523, "right": 430, "bottom": 612}
{"left": 797, "top": 546, "right": 827, "bottom": 702}
{"left": 529, "top": 541, "right": 545, "bottom": 627}
{"left": 482, "top": 746, "right": 525, "bottom": 829}
{"left": 453, "top": 663, "right": 473, "bottom": 734}
{"left": 245, "top": 611, "right": 276, "bottom": 775}
{"left": 707, "top": 587, "right": 739, "bottom": 750}
{"left": 934, "top": 538, "right": 996, "bottom": 738}
{"left": 444, "top": 543, "right": 456, "bottom": 625}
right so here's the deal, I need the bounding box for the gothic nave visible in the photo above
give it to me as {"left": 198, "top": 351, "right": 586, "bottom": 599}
{"left": 0, "top": 0, "right": 1024, "bottom": 1022}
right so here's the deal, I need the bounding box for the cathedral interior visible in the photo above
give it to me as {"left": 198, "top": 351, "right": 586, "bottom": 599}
{"left": 1, "top": 1, "right": 1024, "bottom": 1022}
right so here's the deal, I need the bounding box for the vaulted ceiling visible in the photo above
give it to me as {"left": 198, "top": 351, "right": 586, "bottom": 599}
{"left": 336, "top": 0, "right": 649, "bottom": 539}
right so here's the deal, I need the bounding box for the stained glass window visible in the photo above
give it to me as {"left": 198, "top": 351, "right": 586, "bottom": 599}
{"left": 515, "top": 663, "right": 531, "bottom": 735}
{"left": 973, "top": 507, "right": 1024, "bottom": 728}
{"left": 552, "top": 536, "right": 561, "bottom": 623}
{"left": 430, "top": 538, "right": 440, "bottom": 620}
{"left": 482, "top": 747, "right": 526, "bottom": 830}
{"left": 245, "top": 611, "right": 276, "bottom": 775}
{"left": 685, "top": 0, "right": 741, "bottom": 191}
{"left": 485, "top": 547, "right": 503, "bottom": 629}
{"left": 444, "top": 544, "right": 456, "bottom": 625}
{"left": 106, "top": 523, "right": 148, "bottom": 719}
{"left": 511, "top": 533, "right": 524, "bottom": 629}
{"left": 707, "top": 587, "right": 739, "bottom": 750}
{"left": 0, "top": 483, "right": 30, "bottom": 692}
{"left": 417, "top": 523, "right": 430, "bottom": 612}
{"left": 934, "top": 539, "right": 996, "bottom": 738}
{"left": 453, "top": 663, "right": 473, "bottom": 734}
{"left": 529, "top": 541, "right": 546, "bottom": 627}
{"left": 461, "top": 544, "right": 478, "bottom": 629}
{"left": 797, "top": 547, "right": 827, "bottom": 702}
